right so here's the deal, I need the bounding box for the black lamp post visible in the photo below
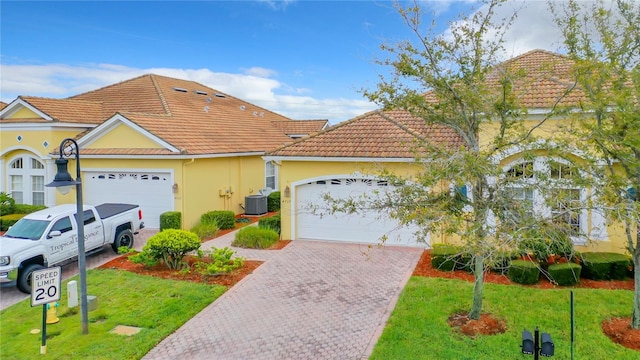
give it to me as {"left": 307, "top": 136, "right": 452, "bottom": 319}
{"left": 45, "top": 138, "right": 89, "bottom": 334}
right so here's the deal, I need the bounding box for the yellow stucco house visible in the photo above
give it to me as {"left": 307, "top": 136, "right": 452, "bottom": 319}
{"left": 0, "top": 74, "right": 327, "bottom": 228}
{"left": 266, "top": 50, "right": 628, "bottom": 254}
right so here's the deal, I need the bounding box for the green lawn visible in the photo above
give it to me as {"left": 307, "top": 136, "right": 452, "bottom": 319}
{"left": 0, "top": 269, "right": 225, "bottom": 360}
{"left": 371, "top": 277, "right": 639, "bottom": 359}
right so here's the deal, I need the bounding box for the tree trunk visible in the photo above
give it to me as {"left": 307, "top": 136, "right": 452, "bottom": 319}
{"left": 633, "top": 249, "right": 640, "bottom": 329}
{"left": 468, "top": 254, "right": 485, "bottom": 320}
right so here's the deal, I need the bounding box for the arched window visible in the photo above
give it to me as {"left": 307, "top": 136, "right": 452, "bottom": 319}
{"left": 6, "top": 155, "right": 46, "bottom": 205}
{"left": 504, "top": 158, "right": 585, "bottom": 241}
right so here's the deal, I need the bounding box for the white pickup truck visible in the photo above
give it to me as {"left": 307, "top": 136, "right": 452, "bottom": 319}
{"left": 0, "top": 203, "right": 144, "bottom": 293}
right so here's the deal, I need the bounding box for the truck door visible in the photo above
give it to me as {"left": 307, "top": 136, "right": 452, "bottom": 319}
{"left": 46, "top": 216, "right": 76, "bottom": 265}
{"left": 82, "top": 209, "right": 104, "bottom": 251}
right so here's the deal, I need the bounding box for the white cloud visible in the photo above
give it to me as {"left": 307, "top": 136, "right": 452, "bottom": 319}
{"left": 0, "top": 63, "right": 374, "bottom": 123}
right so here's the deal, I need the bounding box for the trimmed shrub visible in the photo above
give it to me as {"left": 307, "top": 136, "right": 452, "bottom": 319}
{"left": 267, "top": 191, "right": 281, "bottom": 212}
{"left": 581, "top": 252, "right": 631, "bottom": 280}
{"left": 430, "top": 244, "right": 461, "bottom": 272}
{"left": 507, "top": 260, "right": 540, "bottom": 285}
{"left": 489, "top": 250, "right": 519, "bottom": 274}
{"left": 190, "top": 222, "right": 219, "bottom": 240}
{"left": 258, "top": 212, "right": 281, "bottom": 235}
{"left": 232, "top": 226, "right": 279, "bottom": 249}
{"left": 132, "top": 229, "right": 200, "bottom": 270}
{"left": 194, "top": 247, "right": 245, "bottom": 275}
{"left": 0, "top": 214, "right": 25, "bottom": 231}
{"left": 13, "top": 204, "right": 47, "bottom": 214}
{"left": 160, "top": 211, "right": 181, "bottom": 231}
{"left": 0, "top": 193, "right": 16, "bottom": 216}
{"left": 201, "top": 210, "right": 235, "bottom": 230}
{"left": 548, "top": 262, "right": 582, "bottom": 286}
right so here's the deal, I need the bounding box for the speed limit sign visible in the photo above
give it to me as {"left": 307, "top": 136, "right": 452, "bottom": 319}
{"left": 31, "top": 267, "right": 62, "bottom": 307}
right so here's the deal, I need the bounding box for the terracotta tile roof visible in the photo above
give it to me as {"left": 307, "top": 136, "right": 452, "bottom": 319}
{"left": 424, "top": 49, "right": 585, "bottom": 108}
{"left": 270, "top": 119, "right": 329, "bottom": 136}
{"left": 10, "top": 97, "right": 106, "bottom": 124}
{"left": 67, "top": 74, "right": 295, "bottom": 154}
{"left": 267, "top": 109, "right": 463, "bottom": 158}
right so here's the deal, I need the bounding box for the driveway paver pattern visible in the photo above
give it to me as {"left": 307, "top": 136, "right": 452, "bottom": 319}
{"left": 143, "top": 239, "right": 422, "bottom": 360}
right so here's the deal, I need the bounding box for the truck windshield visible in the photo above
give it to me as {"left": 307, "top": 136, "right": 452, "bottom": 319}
{"left": 4, "top": 219, "right": 49, "bottom": 240}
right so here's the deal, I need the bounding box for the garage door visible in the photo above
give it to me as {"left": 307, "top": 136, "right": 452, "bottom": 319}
{"left": 296, "top": 178, "right": 427, "bottom": 247}
{"left": 84, "top": 171, "right": 173, "bottom": 229}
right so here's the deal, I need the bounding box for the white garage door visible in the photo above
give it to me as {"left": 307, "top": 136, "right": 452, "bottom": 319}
{"left": 84, "top": 171, "right": 173, "bottom": 229}
{"left": 296, "top": 178, "right": 427, "bottom": 247}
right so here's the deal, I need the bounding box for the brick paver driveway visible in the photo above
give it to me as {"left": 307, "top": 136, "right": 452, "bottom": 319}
{"left": 143, "top": 239, "right": 422, "bottom": 360}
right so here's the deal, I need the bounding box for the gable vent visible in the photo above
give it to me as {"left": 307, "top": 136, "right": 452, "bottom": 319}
{"left": 172, "top": 87, "right": 188, "bottom": 92}
{"left": 214, "top": 93, "right": 226, "bottom": 98}
{"left": 195, "top": 90, "right": 208, "bottom": 95}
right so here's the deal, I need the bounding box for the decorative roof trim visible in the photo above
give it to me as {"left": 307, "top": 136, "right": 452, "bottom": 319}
{"left": 61, "top": 151, "right": 266, "bottom": 160}
{"left": 263, "top": 156, "right": 414, "bottom": 163}
{"left": 0, "top": 98, "right": 53, "bottom": 120}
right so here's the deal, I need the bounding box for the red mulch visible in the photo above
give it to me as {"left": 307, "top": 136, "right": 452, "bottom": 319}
{"left": 414, "top": 250, "right": 639, "bottom": 350}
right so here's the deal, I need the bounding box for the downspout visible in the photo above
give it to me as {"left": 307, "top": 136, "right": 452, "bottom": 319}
{"left": 182, "top": 158, "right": 196, "bottom": 228}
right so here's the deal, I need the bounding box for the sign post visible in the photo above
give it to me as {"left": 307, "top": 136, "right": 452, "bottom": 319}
{"left": 31, "top": 266, "right": 61, "bottom": 354}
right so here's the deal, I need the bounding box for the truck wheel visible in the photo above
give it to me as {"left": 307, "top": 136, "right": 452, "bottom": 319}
{"left": 17, "top": 263, "right": 44, "bottom": 294}
{"left": 112, "top": 229, "right": 134, "bottom": 253}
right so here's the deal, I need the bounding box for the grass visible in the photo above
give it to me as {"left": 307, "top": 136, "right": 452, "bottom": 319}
{"left": 0, "top": 269, "right": 226, "bottom": 360}
{"left": 370, "top": 277, "right": 638, "bottom": 359}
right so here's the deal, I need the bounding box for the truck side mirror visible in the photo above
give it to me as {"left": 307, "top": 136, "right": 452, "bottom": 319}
{"left": 48, "top": 230, "right": 62, "bottom": 238}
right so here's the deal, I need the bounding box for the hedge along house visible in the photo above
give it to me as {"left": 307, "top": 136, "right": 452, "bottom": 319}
{"left": 265, "top": 49, "right": 627, "bottom": 254}
{"left": 0, "top": 74, "right": 326, "bottom": 228}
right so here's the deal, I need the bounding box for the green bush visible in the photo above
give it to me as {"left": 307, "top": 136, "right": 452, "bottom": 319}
{"left": 190, "top": 222, "right": 219, "bottom": 240}
{"left": 507, "top": 260, "right": 540, "bottom": 285}
{"left": 258, "top": 212, "right": 281, "bottom": 235}
{"left": 581, "top": 252, "right": 632, "bottom": 280}
{"left": 430, "top": 244, "right": 461, "bottom": 272}
{"left": 159, "top": 211, "right": 181, "bottom": 231}
{"left": 133, "top": 229, "right": 200, "bottom": 270}
{"left": 518, "top": 231, "right": 574, "bottom": 267}
{"left": 232, "top": 226, "right": 279, "bottom": 249}
{"left": 0, "top": 193, "right": 16, "bottom": 216}
{"left": 548, "top": 262, "right": 582, "bottom": 286}
{"left": 201, "top": 210, "right": 235, "bottom": 230}
{"left": 0, "top": 213, "right": 25, "bottom": 231}
{"left": 12, "top": 204, "right": 47, "bottom": 214}
{"left": 489, "top": 249, "right": 519, "bottom": 274}
{"left": 194, "top": 247, "right": 245, "bottom": 275}
{"left": 267, "top": 191, "right": 281, "bottom": 212}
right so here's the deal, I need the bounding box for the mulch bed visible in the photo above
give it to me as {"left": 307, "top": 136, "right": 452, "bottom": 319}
{"left": 413, "top": 250, "right": 639, "bottom": 350}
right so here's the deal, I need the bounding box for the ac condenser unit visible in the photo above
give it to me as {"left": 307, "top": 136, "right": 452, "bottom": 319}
{"left": 245, "top": 195, "right": 267, "bottom": 215}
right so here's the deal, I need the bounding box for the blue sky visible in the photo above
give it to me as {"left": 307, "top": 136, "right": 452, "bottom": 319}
{"left": 1, "top": 1, "right": 566, "bottom": 123}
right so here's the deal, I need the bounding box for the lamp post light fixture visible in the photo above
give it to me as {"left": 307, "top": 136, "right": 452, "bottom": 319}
{"left": 45, "top": 138, "right": 89, "bottom": 334}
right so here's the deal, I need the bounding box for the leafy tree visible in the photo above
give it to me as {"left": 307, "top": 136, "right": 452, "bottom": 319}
{"left": 317, "top": 0, "right": 577, "bottom": 320}
{"left": 551, "top": 0, "right": 640, "bottom": 329}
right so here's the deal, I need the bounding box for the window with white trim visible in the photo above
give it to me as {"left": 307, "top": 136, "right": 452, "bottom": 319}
{"left": 505, "top": 158, "right": 586, "bottom": 240}
{"left": 6, "top": 155, "right": 46, "bottom": 205}
{"left": 265, "top": 161, "right": 277, "bottom": 190}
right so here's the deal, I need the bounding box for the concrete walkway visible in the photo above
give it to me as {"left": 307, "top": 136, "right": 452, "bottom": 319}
{"left": 143, "top": 230, "right": 422, "bottom": 360}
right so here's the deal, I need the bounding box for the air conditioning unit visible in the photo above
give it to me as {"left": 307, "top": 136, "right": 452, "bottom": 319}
{"left": 245, "top": 195, "right": 267, "bottom": 215}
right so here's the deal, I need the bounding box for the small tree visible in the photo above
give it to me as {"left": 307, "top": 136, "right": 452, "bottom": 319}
{"left": 551, "top": 0, "right": 640, "bottom": 329}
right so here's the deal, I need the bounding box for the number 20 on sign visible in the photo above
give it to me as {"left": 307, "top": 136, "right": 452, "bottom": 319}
{"left": 31, "top": 267, "right": 62, "bottom": 307}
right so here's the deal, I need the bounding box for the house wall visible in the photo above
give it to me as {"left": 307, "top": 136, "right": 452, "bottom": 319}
{"left": 180, "top": 156, "right": 267, "bottom": 229}
{"left": 88, "top": 124, "right": 162, "bottom": 149}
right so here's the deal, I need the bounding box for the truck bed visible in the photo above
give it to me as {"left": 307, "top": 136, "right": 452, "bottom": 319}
{"left": 95, "top": 203, "right": 139, "bottom": 219}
